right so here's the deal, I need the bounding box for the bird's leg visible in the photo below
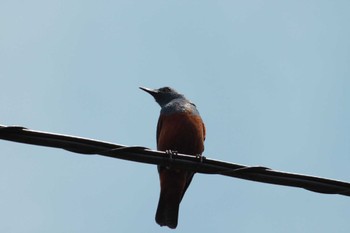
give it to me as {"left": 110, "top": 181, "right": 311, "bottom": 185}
{"left": 164, "top": 150, "right": 178, "bottom": 169}
{"left": 196, "top": 154, "right": 205, "bottom": 163}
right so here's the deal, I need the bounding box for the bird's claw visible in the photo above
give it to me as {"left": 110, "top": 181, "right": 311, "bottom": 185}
{"left": 165, "top": 150, "right": 178, "bottom": 161}
{"left": 196, "top": 154, "right": 205, "bottom": 163}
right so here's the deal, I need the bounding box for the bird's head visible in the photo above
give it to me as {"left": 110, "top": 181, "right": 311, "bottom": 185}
{"left": 140, "top": 86, "right": 185, "bottom": 107}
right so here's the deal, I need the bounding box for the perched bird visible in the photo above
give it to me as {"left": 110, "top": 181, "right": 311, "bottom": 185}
{"left": 140, "top": 86, "right": 206, "bottom": 229}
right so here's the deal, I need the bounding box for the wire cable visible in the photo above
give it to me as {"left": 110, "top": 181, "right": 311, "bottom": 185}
{"left": 1, "top": 124, "right": 349, "bottom": 197}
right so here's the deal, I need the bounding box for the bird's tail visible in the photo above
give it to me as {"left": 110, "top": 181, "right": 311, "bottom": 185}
{"left": 155, "top": 190, "right": 180, "bottom": 229}
{"left": 155, "top": 168, "right": 194, "bottom": 229}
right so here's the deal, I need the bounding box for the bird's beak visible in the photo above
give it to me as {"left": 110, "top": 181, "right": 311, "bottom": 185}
{"left": 139, "top": 86, "right": 159, "bottom": 97}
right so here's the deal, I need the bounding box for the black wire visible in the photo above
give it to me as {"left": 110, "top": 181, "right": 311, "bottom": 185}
{"left": 1, "top": 124, "right": 350, "bottom": 197}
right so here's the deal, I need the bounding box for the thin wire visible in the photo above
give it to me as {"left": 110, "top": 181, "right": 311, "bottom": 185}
{"left": 1, "top": 124, "right": 350, "bottom": 197}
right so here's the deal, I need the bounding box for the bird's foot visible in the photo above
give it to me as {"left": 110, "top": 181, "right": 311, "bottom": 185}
{"left": 165, "top": 150, "right": 178, "bottom": 161}
{"left": 196, "top": 154, "right": 206, "bottom": 163}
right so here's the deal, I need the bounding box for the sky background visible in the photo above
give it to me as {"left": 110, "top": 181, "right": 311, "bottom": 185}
{"left": 1, "top": 1, "right": 350, "bottom": 232}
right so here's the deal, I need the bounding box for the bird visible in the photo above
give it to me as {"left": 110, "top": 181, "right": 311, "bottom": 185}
{"left": 140, "top": 86, "right": 206, "bottom": 229}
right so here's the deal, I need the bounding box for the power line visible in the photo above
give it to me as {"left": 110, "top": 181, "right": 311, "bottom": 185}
{"left": 1, "top": 124, "right": 349, "bottom": 197}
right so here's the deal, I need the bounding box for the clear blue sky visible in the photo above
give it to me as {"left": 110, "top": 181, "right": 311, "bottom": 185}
{"left": 1, "top": 1, "right": 349, "bottom": 232}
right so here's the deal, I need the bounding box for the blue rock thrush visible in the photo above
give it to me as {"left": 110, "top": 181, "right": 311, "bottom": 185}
{"left": 140, "top": 86, "right": 206, "bottom": 229}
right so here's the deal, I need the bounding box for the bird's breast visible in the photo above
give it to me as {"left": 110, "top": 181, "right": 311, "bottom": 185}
{"left": 157, "top": 112, "right": 205, "bottom": 155}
